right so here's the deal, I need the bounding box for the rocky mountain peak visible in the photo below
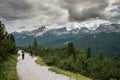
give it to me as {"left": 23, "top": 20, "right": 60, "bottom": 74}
{"left": 43, "top": 27, "right": 68, "bottom": 35}
{"left": 94, "top": 24, "right": 120, "bottom": 33}
{"left": 79, "top": 27, "right": 90, "bottom": 33}
{"left": 13, "top": 23, "right": 120, "bottom": 36}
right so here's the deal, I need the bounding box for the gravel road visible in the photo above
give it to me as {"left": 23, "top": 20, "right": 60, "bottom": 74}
{"left": 17, "top": 52, "right": 74, "bottom": 80}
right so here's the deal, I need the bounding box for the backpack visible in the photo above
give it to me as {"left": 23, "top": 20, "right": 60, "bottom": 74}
{"left": 22, "top": 50, "right": 24, "bottom": 54}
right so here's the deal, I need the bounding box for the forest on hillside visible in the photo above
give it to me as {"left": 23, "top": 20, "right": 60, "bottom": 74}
{"left": 0, "top": 21, "right": 17, "bottom": 79}
{"left": 22, "top": 38, "right": 120, "bottom": 80}
{"left": 14, "top": 32, "right": 120, "bottom": 56}
{"left": 0, "top": 21, "right": 17, "bottom": 61}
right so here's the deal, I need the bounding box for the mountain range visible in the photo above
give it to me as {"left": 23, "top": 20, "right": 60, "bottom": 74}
{"left": 12, "top": 23, "right": 120, "bottom": 56}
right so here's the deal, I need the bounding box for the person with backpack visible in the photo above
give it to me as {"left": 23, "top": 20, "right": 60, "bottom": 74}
{"left": 21, "top": 50, "right": 25, "bottom": 60}
{"left": 30, "top": 50, "right": 34, "bottom": 58}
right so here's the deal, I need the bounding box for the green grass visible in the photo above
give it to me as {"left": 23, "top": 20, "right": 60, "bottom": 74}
{"left": 49, "top": 67, "right": 92, "bottom": 80}
{"left": 35, "top": 57, "right": 47, "bottom": 66}
{"left": 0, "top": 54, "right": 18, "bottom": 80}
{"left": 36, "top": 57, "right": 92, "bottom": 80}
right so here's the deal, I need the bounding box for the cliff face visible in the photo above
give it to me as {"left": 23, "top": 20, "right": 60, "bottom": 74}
{"left": 94, "top": 24, "right": 120, "bottom": 33}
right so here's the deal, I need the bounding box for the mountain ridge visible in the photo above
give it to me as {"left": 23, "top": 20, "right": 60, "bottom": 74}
{"left": 12, "top": 23, "right": 120, "bottom": 56}
{"left": 12, "top": 23, "right": 120, "bottom": 36}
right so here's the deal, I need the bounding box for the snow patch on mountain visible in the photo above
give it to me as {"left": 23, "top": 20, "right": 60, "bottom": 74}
{"left": 79, "top": 19, "right": 111, "bottom": 30}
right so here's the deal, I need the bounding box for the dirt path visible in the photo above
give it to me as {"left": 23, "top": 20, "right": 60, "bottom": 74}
{"left": 17, "top": 52, "right": 74, "bottom": 80}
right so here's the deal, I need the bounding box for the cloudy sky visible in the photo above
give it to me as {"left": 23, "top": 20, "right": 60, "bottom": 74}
{"left": 0, "top": 0, "right": 120, "bottom": 33}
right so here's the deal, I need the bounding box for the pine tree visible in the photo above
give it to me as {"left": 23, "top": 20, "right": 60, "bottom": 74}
{"left": 67, "top": 42, "right": 76, "bottom": 63}
{"left": 9, "top": 34, "right": 15, "bottom": 42}
{"left": 0, "top": 21, "right": 17, "bottom": 60}
{"left": 28, "top": 45, "right": 31, "bottom": 49}
{"left": 98, "top": 51, "right": 104, "bottom": 60}
{"left": 87, "top": 47, "right": 91, "bottom": 59}
{"left": 0, "top": 21, "right": 6, "bottom": 60}
{"left": 32, "top": 38, "right": 38, "bottom": 49}
{"left": 0, "top": 21, "right": 5, "bottom": 41}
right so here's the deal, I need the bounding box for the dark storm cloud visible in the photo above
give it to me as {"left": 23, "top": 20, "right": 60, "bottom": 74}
{"left": 0, "top": 0, "right": 34, "bottom": 20}
{"left": 63, "top": 0, "right": 109, "bottom": 21}
{"left": 112, "top": 0, "right": 120, "bottom": 12}
{"left": 0, "top": 0, "right": 68, "bottom": 23}
{"left": 68, "top": 7, "right": 105, "bottom": 21}
{"left": 0, "top": 0, "right": 110, "bottom": 22}
{"left": 109, "top": 0, "right": 120, "bottom": 23}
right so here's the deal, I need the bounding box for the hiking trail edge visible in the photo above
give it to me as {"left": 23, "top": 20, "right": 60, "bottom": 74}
{"left": 17, "top": 52, "right": 74, "bottom": 80}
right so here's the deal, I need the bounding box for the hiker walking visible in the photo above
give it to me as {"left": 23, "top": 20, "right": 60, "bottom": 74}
{"left": 30, "top": 50, "right": 34, "bottom": 58}
{"left": 21, "top": 50, "right": 25, "bottom": 60}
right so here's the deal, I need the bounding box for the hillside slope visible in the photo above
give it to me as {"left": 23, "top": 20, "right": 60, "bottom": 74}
{"left": 73, "top": 32, "right": 120, "bottom": 56}
{"left": 13, "top": 32, "right": 120, "bottom": 56}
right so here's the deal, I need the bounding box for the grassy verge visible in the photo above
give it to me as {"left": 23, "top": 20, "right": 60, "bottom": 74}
{"left": 0, "top": 54, "right": 18, "bottom": 80}
{"left": 49, "top": 67, "right": 91, "bottom": 80}
{"left": 35, "top": 57, "right": 47, "bottom": 66}
{"left": 36, "top": 57, "right": 92, "bottom": 80}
